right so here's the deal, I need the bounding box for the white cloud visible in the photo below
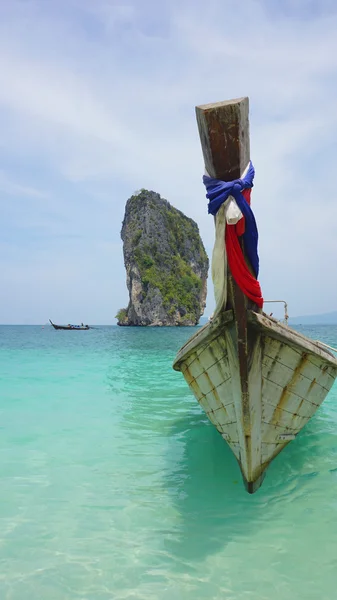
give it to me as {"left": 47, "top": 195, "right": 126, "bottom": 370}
{"left": 0, "top": 0, "right": 337, "bottom": 322}
{"left": 0, "top": 171, "right": 48, "bottom": 198}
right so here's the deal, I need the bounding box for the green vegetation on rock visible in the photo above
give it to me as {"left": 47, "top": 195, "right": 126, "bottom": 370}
{"left": 115, "top": 308, "right": 128, "bottom": 324}
{"left": 136, "top": 250, "right": 202, "bottom": 316}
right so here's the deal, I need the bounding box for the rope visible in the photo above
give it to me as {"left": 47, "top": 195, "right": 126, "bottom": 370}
{"left": 315, "top": 341, "right": 337, "bottom": 353}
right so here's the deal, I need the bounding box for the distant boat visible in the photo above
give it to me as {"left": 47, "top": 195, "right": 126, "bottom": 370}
{"left": 49, "top": 320, "right": 90, "bottom": 330}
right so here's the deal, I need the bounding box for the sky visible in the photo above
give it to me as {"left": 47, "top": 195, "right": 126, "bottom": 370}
{"left": 1, "top": 0, "right": 337, "bottom": 324}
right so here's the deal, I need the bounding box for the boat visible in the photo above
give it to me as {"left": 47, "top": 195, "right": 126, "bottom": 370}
{"left": 173, "top": 97, "right": 337, "bottom": 493}
{"left": 49, "top": 320, "right": 90, "bottom": 330}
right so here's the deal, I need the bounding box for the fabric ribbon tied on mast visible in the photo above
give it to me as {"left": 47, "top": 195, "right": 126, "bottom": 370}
{"left": 203, "top": 161, "right": 263, "bottom": 307}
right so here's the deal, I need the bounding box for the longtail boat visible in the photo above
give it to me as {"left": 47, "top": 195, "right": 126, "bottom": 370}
{"left": 173, "top": 97, "right": 337, "bottom": 493}
{"left": 49, "top": 320, "right": 90, "bottom": 330}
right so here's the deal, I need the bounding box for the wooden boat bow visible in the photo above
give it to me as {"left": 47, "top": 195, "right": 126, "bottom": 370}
{"left": 173, "top": 97, "right": 337, "bottom": 493}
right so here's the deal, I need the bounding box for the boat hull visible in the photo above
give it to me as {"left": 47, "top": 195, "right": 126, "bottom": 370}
{"left": 173, "top": 310, "right": 337, "bottom": 492}
{"left": 51, "top": 325, "right": 89, "bottom": 330}
{"left": 49, "top": 320, "right": 89, "bottom": 330}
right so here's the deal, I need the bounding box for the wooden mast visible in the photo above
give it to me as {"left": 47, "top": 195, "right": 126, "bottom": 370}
{"left": 195, "top": 97, "right": 263, "bottom": 492}
{"left": 195, "top": 97, "right": 256, "bottom": 311}
{"left": 196, "top": 97, "right": 250, "bottom": 181}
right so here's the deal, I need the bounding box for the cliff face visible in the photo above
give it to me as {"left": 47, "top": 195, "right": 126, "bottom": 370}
{"left": 116, "top": 189, "right": 209, "bottom": 326}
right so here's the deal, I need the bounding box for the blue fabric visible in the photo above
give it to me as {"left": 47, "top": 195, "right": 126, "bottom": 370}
{"left": 203, "top": 161, "right": 259, "bottom": 276}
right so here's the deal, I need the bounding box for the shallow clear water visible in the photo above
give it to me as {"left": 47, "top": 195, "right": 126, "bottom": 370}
{"left": 1, "top": 324, "right": 337, "bottom": 599}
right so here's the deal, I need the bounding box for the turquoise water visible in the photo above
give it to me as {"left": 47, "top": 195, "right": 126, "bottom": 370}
{"left": 1, "top": 324, "right": 337, "bottom": 599}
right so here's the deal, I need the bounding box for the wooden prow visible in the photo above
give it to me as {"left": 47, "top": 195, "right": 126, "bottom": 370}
{"left": 196, "top": 97, "right": 262, "bottom": 489}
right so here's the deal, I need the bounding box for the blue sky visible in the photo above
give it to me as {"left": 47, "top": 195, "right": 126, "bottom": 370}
{"left": 1, "top": 0, "right": 337, "bottom": 324}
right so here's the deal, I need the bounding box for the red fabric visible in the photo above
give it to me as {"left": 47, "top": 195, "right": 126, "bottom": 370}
{"left": 235, "top": 188, "right": 251, "bottom": 236}
{"left": 225, "top": 188, "right": 263, "bottom": 307}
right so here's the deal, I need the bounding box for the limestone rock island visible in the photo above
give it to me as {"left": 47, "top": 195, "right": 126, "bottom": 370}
{"left": 116, "top": 189, "right": 209, "bottom": 326}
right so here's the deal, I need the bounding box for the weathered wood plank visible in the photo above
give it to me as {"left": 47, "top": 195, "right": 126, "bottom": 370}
{"left": 220, "top": 402, "right": 236, "bottom": 422}
{"left": 187, "top": 356, "right": 204, "bottom": 381}
{"left": 207, "top": 356, "right": 231, "bottom": 384}
{"left": 305, "top": 373, "right": 336, "bottom": 404}
{"left": 268, "top": 396, "right": 318, "bottom": 421}
{"left": 173, "top": 310, "right": 234, "bottom": 370}
{"left": 225, "top": 329, "right": 249, "bottom": 476}
{"left": 195, "top": 97, "right": 250, "bottom": 180}
{"left": 184, "top": 368, "right": 208, "bottom": 404}
{"left": 216, "top": 420, "right": 239, "bottom": 439}
{"left": 262, "top": 401, "right": 309, "bottom": 430}
{"left": 262, "top": 357, "right": 312, "bottom": 399}
{"left": 196, "top": 345, "right": 221, "bottom": 371}
{"left": 247, "top": 336, "right": 262, "bottom": 481}
{"left": 263, "top": 336, "right": 336, "bottom": 384}
{"left": 265, "top": 332, "right": 335, "bottom": 377}
{"left": 183, "top": 351, "right": 199, "bottom": 369}
{"left": 262, "top": 357, "right": 333, "bottom": 406}
{"left": 213, "top": 333, "right": 227, "bottom": 351}
{"left": 262, "top": 378, "right": 318, "bottom": 413}
{"left": 261, "top": 442, "right": 284, "bottom": 464}
{"left": 228, "top": 441, "right": 241, "bottom": 460}
{"left": 249, "top": 311, "right": 337, "bottom": 367}
{"left": 194, "top": 369, "right": 215, "bottom": 396}
{"left": 205, "top": 388, "right": 226, "bottom": 413}
{"left": 188, "top": 353, "right": 231, "bottom": 392}
{"left": 261, "top": 420, "right": 298, "bottom": 444}
{"left": 206, "top": 407, "right": 219, "bottom": 426}
{"left": 213, "top": 378, "right": 234, "bottom": 406}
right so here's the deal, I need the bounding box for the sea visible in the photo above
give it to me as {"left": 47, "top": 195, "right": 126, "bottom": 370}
{"left": 1, "top": 323, "right": 337, "bottom": 600}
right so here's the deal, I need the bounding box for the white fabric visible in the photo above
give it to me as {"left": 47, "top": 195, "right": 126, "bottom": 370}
{"left": 226, "top": 198, "right": 242, "bottom": 224}
{"left": 211, "top": 203, "right": 228, "bottom": 315}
